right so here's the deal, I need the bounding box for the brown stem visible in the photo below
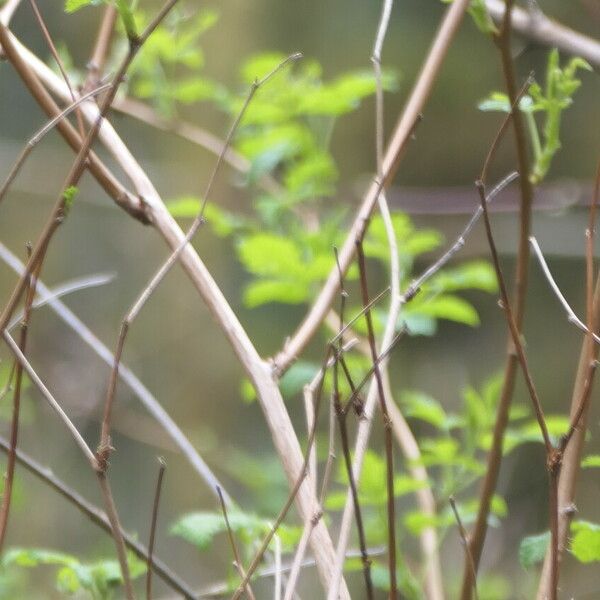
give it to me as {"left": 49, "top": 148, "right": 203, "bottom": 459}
{"left": 0, "top": 256, "right": 37, "bottom": 552}
{"left": 146, "top": 458, "right": 166, "bottom": 600}
{"left": 217, "top": 486, "right": 256, "bottom": 600}
{"left": 536, "top": 160, "right": 600, "bottom": 598}
{"left": 356, "top": 242, "right": 397, "bottom": 599}
{"left": 461, "top": 2, "right": 535, "bottom": 595}
{"left": 84, "top": 4, "right": 117, "bottom": 91}
{"left": 0, "top": 436, "right": 195, "bottom": 599}
{"left": 27, "top": 0, "right": 86, "bottom": 139}
{"left": 272, "top": 0, "right": 471, "bottom": 376}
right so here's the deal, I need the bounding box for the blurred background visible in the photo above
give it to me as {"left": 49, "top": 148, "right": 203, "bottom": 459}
{"left": 0, "top": 0, "right": 599, "bottom": 597}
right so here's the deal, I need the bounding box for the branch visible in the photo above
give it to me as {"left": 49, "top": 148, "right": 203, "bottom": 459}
{"left": 485, "top": 0, "right": 600, "bottom": 68}
{"left": 272, "top": 0, "right": 472, "bottom": 375}
{"left": 0, "top": 437, "right": 195, "bottom": 599}
{"left": 3, "top": 24, "right": 349, "bottom": 599}
{"left": 0, "top": 241, "right": 232, "bottom": 504}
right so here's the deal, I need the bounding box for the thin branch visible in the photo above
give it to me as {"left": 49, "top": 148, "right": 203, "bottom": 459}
{"left": 462, "top": 3, "right": 537, "bottom": 593}
{"left": 356, "top": 242, "right": 397, "bottom": 599}
{"left": 28, "top": 0, "right": 86, "bottom": 138}
{"left": 536, "top": 160, "right": 600, "bottom": 598}
{"left": 0, "top": 83, "right": 111, "bottom": 206}
{"left": 97, "top": 52, "right": 302, "bottom": 470}
{"left": 230, "top": 351, "right": 326, "bottom": 600}
{"left": 0, "top": 0, "right": 22, "bottom": 27}
{"left": 0, "top": 251, "right": 36, "bottom": 552}
{"left": 113, "top": 96, "right": 284, "bottom": 198}
{"left": 450, "top": 498, "right": 479, "bottom": 600}
{"left": 146, "top": 458, "right": 166, "bottom": 600}
{"left": 84, "top": 4, "right": 117, "bottom": 91}
{"left": 404, "top": 171, "right": 518, "bottom": 301}
{"left": 272, "top": 0, "right": 472, "bottom": 375}
{"left": 1, "top": 331, "right": 97, "bottom": 468}
{"left": 0, "top": 437, "right": 195, "bottom": 599}
{"left": 217, "top": 486, "right": 256, "bottom": 600}
{"left": 529, "top": 236, "right": 600, "bottom": 344}
{"left": 0, "top": 241, "right": 233, "bottom": 504}
{"left": 484, "top": 0, "right": 600, "bottom": 68}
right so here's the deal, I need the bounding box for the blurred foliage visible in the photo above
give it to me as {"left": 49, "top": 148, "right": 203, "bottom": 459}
{"left": 479, "top": 49, "right": 591, "bottom": 184}
{"left": 0, "top": 548, "right": 146, "bottom": 599}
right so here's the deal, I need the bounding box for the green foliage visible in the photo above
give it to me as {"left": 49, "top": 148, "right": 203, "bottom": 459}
{"left": 479, "top": 49, "right": 591, "bottom": 183}
{"left": 581, "top": 454, "right": 600, "bottom": 468}
{"left": 126, "top": 8, "right": 224, "bottom": 117}
{"left": 171, "top": 511, "right": 302, "bottom": 555}
{"left": 519, "top": 531, "right": 550, "bottom": 568}
{"left": 570, "top": 521, "right": 600, "bottom": 563}
{"left": 325, "top": 449, "right": 426, "bottom": 510}
{"left": 64, "top": 0, "right": 102, "bottom": 13}
{"left": 62, "top": 185, "right": 79, "bottom": 216}
{"left": 441, "top": 0, "right": 496, "bottom": 34}
{"left": 1, "top": 548, "right": 146, "bottom": 599}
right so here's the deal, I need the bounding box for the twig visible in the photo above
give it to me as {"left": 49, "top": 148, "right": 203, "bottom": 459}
{"left": 484, "top": 0, "right": 600, "bottom": 68}
{"left": 28, "top": 0, "right": 86, "bottom": 138}
{"left": 0, "top": 250, "right": 37, "bottom": 552}
{"left": 217, "top": 486, "right": 256, "bottom": 600}
{"left": 536, "top": 160, "right": 600, "bottom": 598}
{"left": 476, "top": 177, "right": 559, "bottom": 596}
{"left": 146, "top": 458, "right": 166, "bottom": 600}
{"left": 461, "top": 4, "right": 537, "bottom": 594}
{"left": 449, "top": 497, "right": 479, "bottom": 600}
{"left": 0, "top": 83, "right": 111, "bottom": 206}
{"left": 331, "top": 251, "right": 373, "bottom": 599}
{"left": 272, "top": 0, "right": 472, "bottom": 376}
{"left": 97, "top": 52, "right": 302, "bottom": 471}
{"left": 0, "top": 0, "right": 22, "bottom": 27}
{"left": 529, "top": 236, "right": 600, "bottom": 344}
{"left": 113, "top": 96, "right": 284, "bottom": 198}
{"left": 404, "top": 171, "right": 518, "bottom": 301}
{"left": 84, "top": 4, "right": 117, "bottom": 91}
{"left": 0, "top": 27, "right": 148, "bottom": 223}
{"left": 230, "top": 348, "right": 329, "bottom": 600}
{"left": 1, "top": 331, "right": 98, "bottom": 468}
{"left": 0, "top": 241, "right": 232, "bottom": 504}
{"left": 5, "top": 19, "right": 348, "bottom": 597}
{"left": 356, "top": 242, "right": 397, "bottom": 599}
{"left": 0, "top": 330, "right": 138, "bottom": 597}
{"left": 0, "top": 436, "right": 195, "bottom": 599}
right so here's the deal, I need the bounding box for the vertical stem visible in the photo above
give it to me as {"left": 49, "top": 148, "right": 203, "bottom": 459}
{"left": 461, "top": 2, "right": 534, "bottom": 596}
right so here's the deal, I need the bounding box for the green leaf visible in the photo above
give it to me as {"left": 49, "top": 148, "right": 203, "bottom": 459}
{"left": 519, "top": 531, "right": 550, "bottom": 568}
{"left": 570, "top": 521, "right": 600, "bottom": 563}
{"left": 426, "top": 260, "right": 497, "bottom": 294}
{"left": 3, "top": 548, "right": 76, "bottom": 569}
{"left": 243, "top": 279, "right": 309, "bottom": 307}
{"left": 64, "top": 0, "right": 101, "bottom": 13}
{"left": 237, "top": 234, "right": 303, "bottom": 278}
{"left": 402, "top": 390, "right": 450, "bottom": 431}
{"left": 582, "top": 455, "right": 600, "bottom": 468}
{"left": 171, "top": 511, "right": 266, "bottom": 550}
{"left": 279, "top": 361, "right": 319, "bottom": 399}
{"left": 410, "top": 294, "right": 480, "bottom": 326}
